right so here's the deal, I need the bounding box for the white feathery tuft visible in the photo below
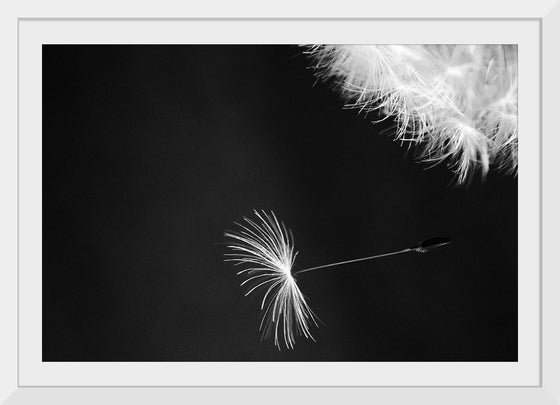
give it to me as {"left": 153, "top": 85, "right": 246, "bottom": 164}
{"left": 224, "top": 210, "right": 319, "bottom": 350}
{"left": 306, "top": 45, "right": 518, "bottom": 184}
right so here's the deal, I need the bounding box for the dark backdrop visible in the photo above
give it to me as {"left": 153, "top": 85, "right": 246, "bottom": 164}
{"left": 42, "top": 45, "right": 518, "bottom": 361}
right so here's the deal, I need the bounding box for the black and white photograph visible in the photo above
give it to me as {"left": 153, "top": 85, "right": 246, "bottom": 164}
{"left": 42, "top": 44, "right": 518, "bottom": 362}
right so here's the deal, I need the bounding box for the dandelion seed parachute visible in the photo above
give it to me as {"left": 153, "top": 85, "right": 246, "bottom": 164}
{"left": 224, "top": 210, "right": 319, "bottom": 350}
{"left": 306, "top": 45, "right": 518, "bottom": 184}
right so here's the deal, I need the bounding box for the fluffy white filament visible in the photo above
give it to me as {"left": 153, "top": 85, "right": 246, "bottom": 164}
{"left": 224, "top": 210, "right": 319, "bottom": 350}
{"left": 307, "top": 45, "right": 518, "bottom": 183}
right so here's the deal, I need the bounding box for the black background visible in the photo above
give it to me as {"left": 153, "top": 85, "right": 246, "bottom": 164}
{"left": 43, "top": 45, "right": 518, "bottom": 361}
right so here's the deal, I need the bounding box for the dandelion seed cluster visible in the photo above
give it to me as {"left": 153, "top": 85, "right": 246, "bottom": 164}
{"left": 307, "top": 45, "right": 518, "bottom": 183}
{"left": 224, "top": 210, "right": 319, "bottom": 349}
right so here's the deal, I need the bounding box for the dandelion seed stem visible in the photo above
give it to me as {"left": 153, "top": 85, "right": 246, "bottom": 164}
{"left": 294, "top": 249, "right": 412, "bottom": 275}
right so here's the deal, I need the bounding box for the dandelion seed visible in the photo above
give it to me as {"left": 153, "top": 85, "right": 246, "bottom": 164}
{"left": 305, "top": 45, "right": 518, "bottom": 184}
{"left": 225, "top": 211, "right": 451, "bottom": 349}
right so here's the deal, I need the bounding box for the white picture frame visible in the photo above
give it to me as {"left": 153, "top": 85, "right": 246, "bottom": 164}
{"left": 1, "top": 0, "right": 559, "bottom": 403}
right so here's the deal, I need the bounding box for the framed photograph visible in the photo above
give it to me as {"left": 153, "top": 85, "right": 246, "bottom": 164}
{"left": 1, "top": 1, "right": 559, "bottom": 403}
